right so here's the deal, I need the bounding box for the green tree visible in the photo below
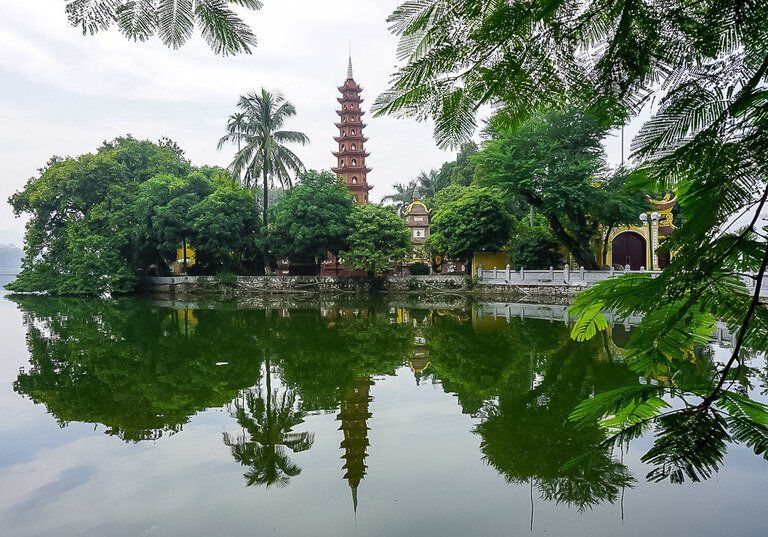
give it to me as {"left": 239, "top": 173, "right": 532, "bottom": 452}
{"left": 475, "top": 108, "right": 633, "bottom": 269}
{"left": 382, "top": 180, "right": 418, "bottom": 215}
{"left": 270, "top": 170, "right": 355, "bottom": 272}
{"left": 375, "top": 1, "right": 768, "bottom": 465}
{"left": 218, "top": 89, "right": 309, "bottom": 272}
{"left": 189, "top": 182, "right": 261, "bottom": 273}
{"left": 509, "top": 216, "right": 564, "bottom": 269}
{"left": 428, "top": 183, "right": 467, "bottom": 214}
{"left": 7, "top": 137, "right": 262, "bottom": 294}
{"left": 428, "top": 188, "right": 512, "bottom": 272}
{"left": 435, "top": 142, "right": 478, "bottom": 188}
{"left": 63, "top": 0, "right": 262, "bottom": 55}
{"left": 341, "top": 205, "right": 411, "bottom": 276}
{"left": 8, "top": 137, "right": 189, "bottom": 294}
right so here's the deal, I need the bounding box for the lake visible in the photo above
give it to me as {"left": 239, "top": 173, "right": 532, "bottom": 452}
{"left": 0, "top": 285, "right": 766, "bottom": 536}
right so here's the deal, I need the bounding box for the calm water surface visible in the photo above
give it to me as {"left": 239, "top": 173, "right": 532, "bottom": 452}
{"left": 0, "top": 283, "right": 766, "bottom": 536}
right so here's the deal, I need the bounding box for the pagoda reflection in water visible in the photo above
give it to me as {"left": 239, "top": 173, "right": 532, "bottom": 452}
{"left": 336, "top": 376, "right": 374, "bottom": 513}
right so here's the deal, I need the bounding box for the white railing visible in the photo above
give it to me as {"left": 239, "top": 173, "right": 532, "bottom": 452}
{"left": 476, "top": 265, "right": 768, "bottom": 296}
{"left": 476, "top": 265, "right": 661, "bottom": 286}
{"left": 475, "top": 302, "right": 735, "bottom": 346}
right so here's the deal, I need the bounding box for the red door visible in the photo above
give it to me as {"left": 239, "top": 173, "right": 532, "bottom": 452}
{"left": 612, "top": 232, "right": 646, "bottom": 270}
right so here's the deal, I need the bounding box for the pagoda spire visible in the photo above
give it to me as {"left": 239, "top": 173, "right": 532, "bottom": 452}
{"left": 332, "top": 54, "right": 372, "bottom": 205}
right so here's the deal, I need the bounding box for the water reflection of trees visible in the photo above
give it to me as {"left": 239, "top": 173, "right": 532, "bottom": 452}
{"left": 224, "top": 387, "right": 314, "bottom": 488}
{"left": 10, "top": 297, "right": 764, "bottom": 505}
{"left": 12, "top": 297, "right": 265, "bottom": 441}
{"left": 426, "top": 315, "right": 637, "bottom": 509}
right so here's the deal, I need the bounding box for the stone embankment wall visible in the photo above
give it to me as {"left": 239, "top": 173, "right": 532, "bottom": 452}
{"left": 139, "top": 275, "right": 585, "bottom": 301}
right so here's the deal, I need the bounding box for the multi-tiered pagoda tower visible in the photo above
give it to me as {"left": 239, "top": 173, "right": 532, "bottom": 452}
{"left": 332, "top": 57, "right": 372, "bottom": 204}
{"left": 337, "top": 376, "right": 374, "bottom": 513}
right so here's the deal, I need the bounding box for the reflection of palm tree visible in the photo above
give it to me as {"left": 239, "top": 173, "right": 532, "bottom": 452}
{"left": 224, "top": 380, "right": 314, "bottom": 488}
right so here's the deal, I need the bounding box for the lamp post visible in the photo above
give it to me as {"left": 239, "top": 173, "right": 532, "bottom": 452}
{"left": 639, "top": 212, "right": 661, "bottom": 270}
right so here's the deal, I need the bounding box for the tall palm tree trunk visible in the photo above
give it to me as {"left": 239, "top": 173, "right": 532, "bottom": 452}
{"left": 262, "top": 166, "right": 272, "bottom": 275}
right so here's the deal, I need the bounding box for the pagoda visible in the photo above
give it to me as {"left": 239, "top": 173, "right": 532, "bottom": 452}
{"left": 336, "top": 376, "right": 374, "bottom": 513}
{"left": 332, "top": 56, "right": 372, "bottom": 204}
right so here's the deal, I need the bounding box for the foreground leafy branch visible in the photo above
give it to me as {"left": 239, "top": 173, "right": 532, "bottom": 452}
{"left": 64, "top": 0, "right": 263, "bottom": 55}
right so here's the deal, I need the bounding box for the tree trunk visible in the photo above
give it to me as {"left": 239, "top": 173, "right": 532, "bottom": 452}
{"left": 601, "top": 224, "right": 614, "bottom": 267}
{"left": 546, "top": 215, "right": 598, "bottom": 269}
{"left": 262, "top": 167, "right": 272, "bottom": 275}
{"left": 522, "top": 192, "right": 598, "bottom": 269}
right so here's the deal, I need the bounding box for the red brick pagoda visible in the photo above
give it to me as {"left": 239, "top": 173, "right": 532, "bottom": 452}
{"left": 332, "top": 56, "right": 372, "bottom": 204}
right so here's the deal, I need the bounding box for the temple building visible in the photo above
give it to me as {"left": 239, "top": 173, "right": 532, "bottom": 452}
{"left": 601, "top": 193, "right": 677, "bottom": 270}
{"left": 336, "top": 376, "right": 374, "bottom": 513}
{"left": 403, "top": 191, "right": 431, "bottom": 265}
{"left": 332, "top": 56, "right": 373, "bottom": 205}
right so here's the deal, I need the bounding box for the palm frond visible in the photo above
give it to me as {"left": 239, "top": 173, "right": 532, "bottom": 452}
{"left": 195, "top": 0, "right": 257, "bottom": 55}
{"left": 116, "top": 0, "right": 158, "bottom": 41}
{"left": 157, "top": 0, "right": 194, "bottom": 49}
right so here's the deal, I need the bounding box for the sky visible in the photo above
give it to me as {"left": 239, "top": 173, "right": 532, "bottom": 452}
{"left": 0, "top": 1, "right": 633, "bottom": 247}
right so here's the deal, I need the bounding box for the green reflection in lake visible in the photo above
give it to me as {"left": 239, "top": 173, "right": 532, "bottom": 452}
{"left": 5, "top": 296, "right": 768, "bottom": 536}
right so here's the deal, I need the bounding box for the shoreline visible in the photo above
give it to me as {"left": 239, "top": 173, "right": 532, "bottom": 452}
{"left": 138, "top": 274, "right": 591, "bottom": 302}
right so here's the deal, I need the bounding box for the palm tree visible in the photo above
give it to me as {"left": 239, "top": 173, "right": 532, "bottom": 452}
{"left": 222, "top": 111, "right": 248, "bottom": 154}
{"left": 63, "top": 0, "right": 262, "bottom": 55}
{"left": 415, "top": 169, "right": 440, "bottom": 199}
{"left": 381, "top": 180, "right": 417, "bottom": 215}
{"left": 218, "top": 89, "right": 309, "bottom": 272}
{"left": 223, "top": 384, "right": 315, "bottom": 488}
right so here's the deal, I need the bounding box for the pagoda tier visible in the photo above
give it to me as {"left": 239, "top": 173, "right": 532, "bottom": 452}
{"left": 336, "top": 110, "right": 366, "bottom": 117}
{"left": 335, "top": 122, "right": 368, "bottom": 129}
{"left": 334, "top": 135, "right": 368, "bottom": 143}
{"left": 331, "top": 165, "right": 373, "bottom": 174}
{"left": 333, "top": 56, "right": 372, "bottom": 205}
{"left": 337, "top": 84, "right": 363, "bottom": 93}
{"left": 332, "top": 150, "right": 370, "bottom": 158}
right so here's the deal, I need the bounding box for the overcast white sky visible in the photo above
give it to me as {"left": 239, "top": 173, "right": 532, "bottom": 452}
{"left": 0, "top": 1, "right": 461, "bottom": 244}
{"left": 0, "top": 1, "right": 634, "bottom": 246}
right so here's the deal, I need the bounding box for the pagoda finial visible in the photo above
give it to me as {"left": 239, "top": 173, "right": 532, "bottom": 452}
{"left": 347, "top": 51, "right": 354, "bottom": 80}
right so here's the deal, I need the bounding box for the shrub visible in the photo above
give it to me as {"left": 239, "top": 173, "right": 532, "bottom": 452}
{"left": 408, "top": 262, "right": 431, "bottom": 275}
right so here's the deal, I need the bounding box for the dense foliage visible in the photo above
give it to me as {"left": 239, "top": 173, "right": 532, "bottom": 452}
{"left": 63, "top": 0, "right": 263, "bottom": 55}
{"left": 7, "top": 137, "right": 260, "bottom": 295}
{"left": 341, "top": 205, "right": 411, "bottom": 276}
{"left": 428, "top": 188, "right": 512, "bottom": 270}
{"left": 476, "top": 108, "right": 642, "bottom": 268}
{"left": 270, "top": 170, "right": 355, "bottom": 269}
{"left": 509, "top": 216, "right": 563, "bottom": 269}
{"left": 377, "top": 0, "right": 768, "bottom": 477}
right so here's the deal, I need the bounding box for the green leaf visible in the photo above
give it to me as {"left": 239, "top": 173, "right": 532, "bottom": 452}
{"left": 569, "top": 384, "right": 668, "bottom": 428}
{"left": 570, "top": 301, "right": 608, "bottom": 342}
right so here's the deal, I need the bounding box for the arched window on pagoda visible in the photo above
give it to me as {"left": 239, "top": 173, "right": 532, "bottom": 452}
{"left": 352, "top": 158, "right": 357, "bottom": 166}
{"left": 350, "top": 129, "right": 355, "bottom": 135}
{"left": 352, "top": 177, "right": 358, "bottom": 184}
{"left": 340, "top": 159, "right": 344, "bottom": 166}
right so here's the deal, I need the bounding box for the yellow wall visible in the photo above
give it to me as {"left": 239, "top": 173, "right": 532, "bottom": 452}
{"left": 473, "top": 251, "right": 509, "bottom": 270}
